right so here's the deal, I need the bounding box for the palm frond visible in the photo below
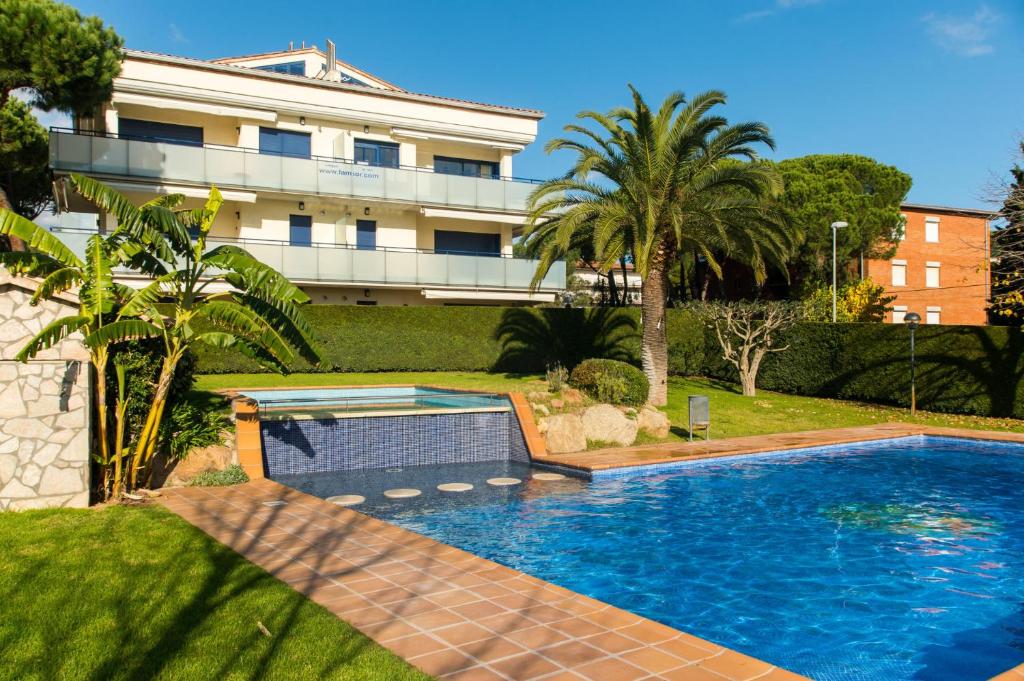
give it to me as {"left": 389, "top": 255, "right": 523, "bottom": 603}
{"left": 0, "top": 211, "right": 83, "bottom": 268}
{"left": 14, "top": 315, "right": 91, "bottom": 361}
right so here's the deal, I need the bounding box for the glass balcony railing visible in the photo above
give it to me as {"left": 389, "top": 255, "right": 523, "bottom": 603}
{"left": 47, "top": 228, "right": 566, "bottom": 292}
{"left": 49, "top": 130, "right": 541, "bottom": 213}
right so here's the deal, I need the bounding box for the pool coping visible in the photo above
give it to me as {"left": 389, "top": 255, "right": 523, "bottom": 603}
{"left": 178, "top": 415, "right": 1024, "bottom": 679}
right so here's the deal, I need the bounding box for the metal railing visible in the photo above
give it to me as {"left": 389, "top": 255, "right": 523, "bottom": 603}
{"left": 47, "top": 227, "right": 566, "bottom": 291}
{"left": 49, "top": 128, "right": 542, "bottom": 213}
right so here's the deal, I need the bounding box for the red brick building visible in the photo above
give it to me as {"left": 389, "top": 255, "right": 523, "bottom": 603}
{"left": 864, "top": 203, "right": 995, "bottom": 326}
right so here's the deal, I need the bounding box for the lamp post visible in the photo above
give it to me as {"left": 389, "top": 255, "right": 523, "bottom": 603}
{"left": 831, "top": 221, "right": 849, "bottom": 322}
{"left": 904, "top": 311, "right": 921, "bottom": 416}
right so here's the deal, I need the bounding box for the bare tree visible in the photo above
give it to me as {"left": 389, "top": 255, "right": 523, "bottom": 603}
{"left": 693, "top": 301, "right": 802, "bottom": 396}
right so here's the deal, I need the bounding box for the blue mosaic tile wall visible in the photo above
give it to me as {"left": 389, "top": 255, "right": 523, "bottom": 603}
{"left": 262, "top": 411, "right": 531, "bottom": 477}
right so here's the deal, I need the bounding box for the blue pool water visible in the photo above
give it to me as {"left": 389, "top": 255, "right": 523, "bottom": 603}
{"left": 360, "top": 436, "right": 1024, "bottom": 681}
{"left": 241, "top": 386, "right": 508, "bottom": 412}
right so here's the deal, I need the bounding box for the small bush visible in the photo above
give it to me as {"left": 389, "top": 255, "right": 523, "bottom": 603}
{"left": 188, "top": 464, "right": 249, "bottom": 487}
{"left": 545, "top": 363, "right": 568, "bottom": 392}
{"left": 570, "top": 358, "right": 649, "bottom": 407}
{"left": 160, "top": 401, "right": 228, "bottom": 460}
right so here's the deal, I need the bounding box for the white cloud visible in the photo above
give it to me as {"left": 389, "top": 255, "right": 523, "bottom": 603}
{"left": 738, "top": 0, "right": 823, "bottom": 22}
{"left": 169, "top": 23, "right": 188, "bottom": 44}
{"left": 923, "top": 5, "right": 999, "bottom": 57}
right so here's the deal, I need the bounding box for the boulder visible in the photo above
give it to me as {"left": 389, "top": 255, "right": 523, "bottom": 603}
{"left": 154, "top": 440, "right": 233, "bottom": 487}
{"left": 637, "top": 405, "right": 671, "bottom": 439}
{"left": 549, "top": 399, "right": 564, "bottom": 410}
{"left": 540, "top": 414, "right": 587, "bottom": 453}
{"left": 581, "top": 404, "right": 638, "bottom": 447}
{"left": 561, "top": 388, "right": 585, "bottom": 405}
{"left": 532, "top": 403, "right": 550, "bottom": 417}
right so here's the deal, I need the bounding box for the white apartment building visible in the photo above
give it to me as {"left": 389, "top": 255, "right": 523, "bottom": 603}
{"left": 48, "top": 42, "right": 565, "bottom": 305}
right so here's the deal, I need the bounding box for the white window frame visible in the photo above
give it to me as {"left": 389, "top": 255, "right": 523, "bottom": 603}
{"left": 925, "top": 261, "right": 940, "bottom": 288}
{"left": 925, "top": 217, "right": 940, "bottom": 243}
{"left": 892, "top": 260, "right": 907, "bottom": 287}
{"left": 926, "top": 306, "right": 941, "bottom": 325}
{"left": 892, "top": 305, "right": 908, "bottom": 324}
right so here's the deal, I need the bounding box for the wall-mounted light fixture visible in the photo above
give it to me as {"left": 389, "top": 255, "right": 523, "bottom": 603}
{"left": 363, "top": 289, "right": 371, "bottom": 298}
{"left": 235, "top": 211, "right": 240, "bottom": 220}
{"left": 363, "top": 207, "right": 370, "bottom": 216}
{"left": 299, "top": 116, "right": 306, "bottom": 126}
{"left": 363, "top": 125, "right": 370, "bottom": 133}
{"left": 298, "top": 201, "right": 306, "bottom": 211}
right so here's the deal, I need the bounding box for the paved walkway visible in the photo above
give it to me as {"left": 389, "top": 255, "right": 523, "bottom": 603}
{"left": 157, "top": 423, "right": 1024, "bottom": 680}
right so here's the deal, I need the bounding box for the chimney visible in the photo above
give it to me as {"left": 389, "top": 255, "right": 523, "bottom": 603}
{"left": 323, "top": 39, "right": 341, "bottom": 82}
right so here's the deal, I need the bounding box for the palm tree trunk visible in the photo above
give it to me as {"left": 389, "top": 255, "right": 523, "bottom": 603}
{"left": 640, "top": 264, "right": 669, "bottom": 406}
{"left": 606, "top": 270, "right": 619, "bottom": 307}
{"left": 129, "top": 354, "right": 178, "bottom": 488}
{"left": 619, "top": 257, "right": 629, "bottom": 305}
{"left": 92, "top": 348, "right": 111, "bottom": 498}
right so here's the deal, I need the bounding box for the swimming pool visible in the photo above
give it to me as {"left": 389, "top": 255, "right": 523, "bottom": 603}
{"left": 241, "top": 386, "right": 509, "bottom": 415}
{"left": 359, "top": 436, "right": 1024, "bottom": 681}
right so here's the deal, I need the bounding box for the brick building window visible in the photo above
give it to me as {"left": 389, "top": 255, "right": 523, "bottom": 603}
{"left": 925, "top": 217, "right": 940, "bottom": 243}
{"left": 926, "top": 307, "right": 941, "bottom": 325}
{"left": 892, "top": 261, "right": 907, "bottom": 286}
{"left": 926, "top": 262, "right": 940, "bottom": 288}
{"left": 892, "top": 305, "right": 907, "bottom": 324}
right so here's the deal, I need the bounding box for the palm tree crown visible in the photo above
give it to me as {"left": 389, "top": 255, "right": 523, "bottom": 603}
{"left": 524, "top": 87, "right": 796, "bottom": 404}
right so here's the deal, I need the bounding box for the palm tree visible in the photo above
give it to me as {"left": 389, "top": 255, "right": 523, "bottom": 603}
{"left": 524, "top": 87, "right": 793, "bottom": 405}
{"left": 89, "top": 183, "right": 323, "bottom": 487}
{"left": 0, "top": 176, "right": 177, "bottom": 496}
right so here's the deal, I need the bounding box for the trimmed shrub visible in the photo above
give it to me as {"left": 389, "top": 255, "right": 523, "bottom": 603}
{"left": 570, "top": 359, "right": 649, "bottom": 407}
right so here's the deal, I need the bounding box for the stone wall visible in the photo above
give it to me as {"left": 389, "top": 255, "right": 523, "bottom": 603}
{"left": 0, "top": 270, "right": 91, "bottom": 510}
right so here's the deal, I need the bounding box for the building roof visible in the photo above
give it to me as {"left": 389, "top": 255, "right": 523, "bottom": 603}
{"left": 901, "top": 202, "right": 998, "bottom": 218}
{"left": 210, "top": 46, "right": 403, "bottom": 92}
{"left": 123, "top": 49, "right": 545, "bottom": 120}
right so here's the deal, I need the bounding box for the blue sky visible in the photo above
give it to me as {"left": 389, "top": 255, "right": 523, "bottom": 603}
{"left": 63, "top": 0, "right": 1024, "bottom": 208}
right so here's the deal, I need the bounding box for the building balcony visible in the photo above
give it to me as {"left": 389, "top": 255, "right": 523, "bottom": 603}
{"left": 49, "top": 129, "right": 541, "bottom": 214}
{"left": 47, "top": 227, "right": 565, "bottom": 292}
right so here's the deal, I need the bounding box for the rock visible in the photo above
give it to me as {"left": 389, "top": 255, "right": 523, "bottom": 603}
{"left": 532, "top": 403, "right": 550, "bottom": 417}
{"left": 561, "top": 388, "right": 584, "bottom": 405}
{"left": 581, "top": 404, "right": 638, "bottom": 447}
{"left": 549, "top": 399, "right": 564, "bottom": 410}
{"left": 37, "top": 466, "right": 85, "bottom": 496}
{"left": 540, "top": 414, "right": 587, "bottom": 453}
{"left": 157, "top": 443, "right": 234, "bottom": 487}
{"left": 637, "top": 405, "right": 671, "bottom": 439}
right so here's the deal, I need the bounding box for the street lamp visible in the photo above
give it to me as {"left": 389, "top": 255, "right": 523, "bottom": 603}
{"left": 904, "top": 311, "right": 921, "bottom": 416}
{"left": 831, "top": 221, "right": 849, "bottom": 322}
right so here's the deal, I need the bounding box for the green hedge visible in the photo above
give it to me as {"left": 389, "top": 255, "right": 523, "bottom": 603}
{"left": 190, "top": 305, "right": 1023, "bottom": 418}
{"left": 699, "top": 322, "right": 1024, "bottom": 418}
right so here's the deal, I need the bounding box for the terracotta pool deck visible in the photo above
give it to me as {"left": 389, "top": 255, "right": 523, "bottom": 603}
{"left": 157, "top": 423, "right": 1024, "bottom": 681}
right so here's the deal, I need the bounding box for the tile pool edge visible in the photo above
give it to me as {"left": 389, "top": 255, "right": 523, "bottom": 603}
{"left": 533, "top": 423, "right": 1024, "bottom": 478}
{"left": 157, "top": 479, "right": 810, "bottom": 680}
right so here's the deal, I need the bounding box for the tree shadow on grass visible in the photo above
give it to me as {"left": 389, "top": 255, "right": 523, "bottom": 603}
{"left": 492, "top": 307, "right": 639, "bottom": 373}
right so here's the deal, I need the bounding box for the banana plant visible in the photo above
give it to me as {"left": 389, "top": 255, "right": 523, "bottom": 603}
{"left": 0, "top": 176, "right": 176, "bottom": 498}
{"left": 107, "top": 184, "right": 322, "bottom": 487}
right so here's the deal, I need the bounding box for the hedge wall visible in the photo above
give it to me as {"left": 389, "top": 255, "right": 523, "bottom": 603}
{"left": 191, "top": 305, "right": 1023, "bottom": 418}
{"left": 192, "top": 305, "right": 707, "bottom": 375}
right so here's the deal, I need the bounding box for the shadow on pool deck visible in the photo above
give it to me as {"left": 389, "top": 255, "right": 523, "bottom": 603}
{"left": 158, "top": 479, "right": 808, "bottom": 680}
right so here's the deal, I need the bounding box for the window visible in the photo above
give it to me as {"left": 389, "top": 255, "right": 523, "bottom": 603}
{"left": 925, "top": 217, "right": 940, "bottom": 243}
{"left": 434, "top": 230, "right": 501, "bottom": 256}
{"left": 895, "top": 213, "right": 907, "bottom": 241}
{"left": 259, "top": 127, "right": 311, "bottom": 158}
{"left": 356, "top": 220, "right": 376, "bottom": 250}
{"left": 354, "top": 139, "right": 399, "bottom": 168}
{"left": 119, "top": 118, "right": 203, "bottom": 147}
{"left": 434, "top": 156, "right": 500, "bottom": 179}
{"left": 289, "top": 215, "right": 312, "bottom": 247}
{"left": 892, "top": 306, "right": 908, "bottom": 324}
{"left": 252, "top": 61, "right": 305, "bottom": 76}
{"left": 355, "top": 300, "right": 378, "bottom": 306}
{"left": 926, "top": 307, "right": 941, "bottom": 325}
{"left": 926, "top": 262, "right": 940, "bottom": 288}
{"left": 891, "top": 260, "right": 907, "bottom": 287}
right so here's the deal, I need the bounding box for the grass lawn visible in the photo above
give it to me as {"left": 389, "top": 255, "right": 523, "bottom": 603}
{"left": 196, "top": 372, "right": 1024, "bottom": 439}
{"left": 0, "top": 505, "right": 430, "bottom": 681}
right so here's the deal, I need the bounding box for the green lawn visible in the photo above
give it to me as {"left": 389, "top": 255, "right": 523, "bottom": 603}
{"left": 0, "top": 505, "right": 429, "bottom": 681}
{"left": 196, "top": 372, "right": 1024, "bottom": 439}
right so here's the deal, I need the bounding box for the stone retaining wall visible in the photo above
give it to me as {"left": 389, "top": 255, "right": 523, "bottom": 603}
{"left": 0, "top": 270, "right": 91, "bottom": 510}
